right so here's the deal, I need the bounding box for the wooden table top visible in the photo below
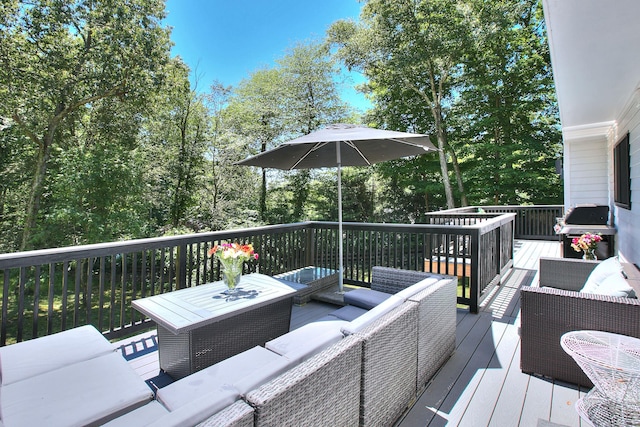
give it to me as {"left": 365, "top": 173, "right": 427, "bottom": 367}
{"left": 132, "top": 273, "right": 296, "bottom": 335}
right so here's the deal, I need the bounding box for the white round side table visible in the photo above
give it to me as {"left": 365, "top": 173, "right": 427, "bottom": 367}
{"left": 561, "top": 330, "right": 640, "bottom": 426}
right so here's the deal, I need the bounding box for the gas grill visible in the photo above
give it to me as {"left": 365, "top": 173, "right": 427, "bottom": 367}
{"left": 557, "top": 205, "right": 616, "bottom": 259}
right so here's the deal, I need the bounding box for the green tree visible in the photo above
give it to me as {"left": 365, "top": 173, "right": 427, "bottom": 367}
{"left": 225, "top": 68, "right": 288, "bottom": 221}
{"left": 226, "top": 41, "right": 350, "bottom": 224}
{"left": 329, "top": 0, "right": 472, "bottom": 209}
{"left": 308, "top": 168, "right": 376, "bottom": 222}
{"left": 0, "top": 0, "right": 171, "bottom": 249}
{"left": 451, "top": 0, "right": 561, "bottom": 204}
{"left": 275, "top": 41, "right": 350, "bottom": 222}
{"left": 142, "top": 59, "right": 210, "bottom": 230}
{"left": 43, "top": 106, "right": 148, "bottom": 247}
{"left": 202, "top": 81, "right": 261, "bottom": 231}
{"left": 329, "top": 0, "right": 561, "bottom": 211}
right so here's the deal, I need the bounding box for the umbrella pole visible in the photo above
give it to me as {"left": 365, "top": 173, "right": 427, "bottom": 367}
{"left": 336, "top": 141, "right": 344, "bottom": 293}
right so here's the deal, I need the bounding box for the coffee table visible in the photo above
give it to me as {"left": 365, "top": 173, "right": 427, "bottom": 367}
{"left": 275, "top": 266, "right": 339, "bottom": 304}
{"left": 561, "top": 330, "right": 640, "bottom": 426}
{"left": 133, "top": 273, "right": 296, "bottom": 380}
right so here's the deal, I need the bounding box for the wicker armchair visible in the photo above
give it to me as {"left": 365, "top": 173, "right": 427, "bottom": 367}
{"left": 520, "top": 257, "right": 640, "bottom": 387}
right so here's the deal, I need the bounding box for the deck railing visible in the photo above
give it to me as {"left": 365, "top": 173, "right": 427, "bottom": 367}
{"left": 436, "top": 205, "right": 563, "bottom": 241}
{"left": 0, "top": 213, "right": 516, "bottom": 345}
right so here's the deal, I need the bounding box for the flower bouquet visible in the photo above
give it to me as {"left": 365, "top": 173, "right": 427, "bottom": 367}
{"left": 208, "top": 243, "right": 259, "bottom": 293}
{"left": 571, "top": 233, "right": 602, "bottom": 260}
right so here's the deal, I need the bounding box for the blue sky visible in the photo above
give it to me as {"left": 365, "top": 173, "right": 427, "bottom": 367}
{"left": 164, "top": 0, "right": 371, "bottom": 111}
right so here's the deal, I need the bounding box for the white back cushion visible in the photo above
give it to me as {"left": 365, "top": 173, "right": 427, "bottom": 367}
{"left": 394, "top": 277, "right": 439, "bottom": 300}
{"left": 342, "top": 295, "right": 404, "bottom": 335}
{"left": 581, "top": 257, "right": 633, "bottom": 297}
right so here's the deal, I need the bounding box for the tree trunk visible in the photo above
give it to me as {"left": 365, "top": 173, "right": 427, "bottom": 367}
{"left": 446, "top": 144, "right": 468, "bottom": 206}
{"left": 21, "top": 132, "right": 54, "bottom": 251}
{"left": 432, "top": 107, "right": 455, "bottom": 209}
{"left": 259, "top": 130, "right": 268, "bottom": 221}
{"left": 403, "top": 75, "right": 457, "bottom": 209}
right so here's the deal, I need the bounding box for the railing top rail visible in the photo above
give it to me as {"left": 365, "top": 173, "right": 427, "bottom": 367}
{"left": 434, "top": 205, "right": 564, "bottom": 213}
{"left": 0, "top": 222, "right": 311, "bottom": 269}
{"left": 310, "top": 214, "right": 516, "bottom": 233}
{"left": 0, "top": 214, "right": 517, "bottom": 269}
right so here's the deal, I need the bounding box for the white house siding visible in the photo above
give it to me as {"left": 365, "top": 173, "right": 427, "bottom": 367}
{"left": 612, "top": 91, "right": 640, "bottom": 266}
{"left": 563, "top": 133, "right": 609, "bottom": 207}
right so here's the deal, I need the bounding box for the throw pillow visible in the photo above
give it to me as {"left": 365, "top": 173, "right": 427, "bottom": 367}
{"left": 580, "top": 257, "right": 635, "bottom": 297}
{"left": 589, "top": 274, "right": 636, "bottom": 298}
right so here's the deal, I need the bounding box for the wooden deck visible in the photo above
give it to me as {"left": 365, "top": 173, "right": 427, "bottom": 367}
{"left": 115, "top": 239, "right": 588, "bottom": 427}
{"left": 397, "top": 239, "right": 591, "bottom": 427}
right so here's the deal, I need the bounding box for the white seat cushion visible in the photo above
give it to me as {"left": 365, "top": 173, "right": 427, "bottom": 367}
{"left": 1, "top": 352, "right": 153, "bottom": 427}
{"left": 102, "top": 401, "right": 169, "bottom": 426}
{"left": 156, "top": 346, "right": 291, "bottom": 410}
{"left": 154, "top": 390, "right": 238, "bottom": 427}
{"left": 342, "top": 295, "right": 404, "bottom": 335}
{"left": 266, "top": 319, "right": 347, "bottom": 364}
{"left": 0, "top": 325, "right": 113, "bottom": 386}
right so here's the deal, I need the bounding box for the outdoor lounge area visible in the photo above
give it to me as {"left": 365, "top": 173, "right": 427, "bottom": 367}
{"left": 1, "top": 206, "right": 640, "bottom": 426}
{"left": 3, "top": 236, "right": 640, "bottom": 426}
{"left": 110, "top": 238, "right": 640, "bottom": 426}
{"left": 3, "top": 0, "right": 640, "bottom": 424}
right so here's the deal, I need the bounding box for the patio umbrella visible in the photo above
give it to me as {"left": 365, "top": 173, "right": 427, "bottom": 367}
{"left": 237, "top": 123, "right": 437, "bottom": 292}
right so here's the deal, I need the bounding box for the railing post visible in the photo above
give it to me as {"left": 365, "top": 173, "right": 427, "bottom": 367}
{"left": 305, "top": 226, "right": 316, "bottom": 267}
{"left": 470, "top": 231, "right": 480, "bottom": 314}
{"left": 177, "top": 244, "right": 187, "bottom": 289}
{"left": 495, "top": 227, "right": 502, "bottom": 283}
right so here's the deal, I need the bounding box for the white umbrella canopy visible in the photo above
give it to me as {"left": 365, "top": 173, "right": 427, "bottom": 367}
{"left": 237, "top": 123, "right": 437, "bottom": 292}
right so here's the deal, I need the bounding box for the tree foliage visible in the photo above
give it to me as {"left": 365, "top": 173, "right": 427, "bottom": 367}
{"left": 452, "top": 0, "right": 562, "bottom": 204}
{"left": 0, "top": 0, "right": 562, "bottom": 253}
{"left": 329, "top": 0, "right": 561, "bottom": 216}
{"left": 1, "top": 0, "right": 171, "bottom": 249}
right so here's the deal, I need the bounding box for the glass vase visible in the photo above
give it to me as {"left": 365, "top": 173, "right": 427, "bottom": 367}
{"left": 221, "top": 260, "right": 243, "bottom": 294}
{"left": 583, "top": 249, "right": 597, "bottom": 261}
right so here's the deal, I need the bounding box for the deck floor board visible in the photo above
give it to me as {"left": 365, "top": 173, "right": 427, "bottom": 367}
{"left": 397, "top": 239, "right": 584, "bottom": 427}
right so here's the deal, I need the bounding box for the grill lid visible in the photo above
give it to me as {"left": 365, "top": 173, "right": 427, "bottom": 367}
{"left": 563, "top": 204, "right": 609, "bottom": 225}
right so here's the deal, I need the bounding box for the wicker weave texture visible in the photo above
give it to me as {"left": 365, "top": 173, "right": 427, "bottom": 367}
{"left": 538, "top": 257, "right": 598, "bottom": 291}
{"left": 158, "top": 298, "right": 292, "bottom": 380}
{"left": 370, "top": 266, "right": 437, "bottom": 294}
{"left": 577, "top": 388, "right": 640, "bottom": 427}
{"left": 246, "top": 334, "right": 363, "bottom": 427}
{"left": 409, "top": 277, "right": 457, "bottom": 389}
{"left": 294, "top": 273, "right": 339, "bottom": 304}
{"left": 520, "top": 259, "right": 640, "bottom": 387}
{"left": 195, "top": 400, "right": 254, "bottom": 427}
{"left": 353, "top": 301, "right": 419, "bottom": 427}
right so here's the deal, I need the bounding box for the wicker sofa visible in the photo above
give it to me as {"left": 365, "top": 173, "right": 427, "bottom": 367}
{"left": 520, "top": 257, "right": 640, "bottom": 387}
{"left": 260, "top": 266, "right": 457, "bottom": 426}
{"left": 5, "top": 268, "right": 456, "bottom": 427}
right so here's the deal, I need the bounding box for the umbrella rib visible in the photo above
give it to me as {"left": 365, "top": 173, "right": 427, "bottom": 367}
{"left": 345, "top": 141, "right": 371, "bottom": 166}
{"left": 290, "top": 142, "right": 329, "bottom": 169}
{"left": 388, "top": 138, "right": 433, "bottom": 149}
